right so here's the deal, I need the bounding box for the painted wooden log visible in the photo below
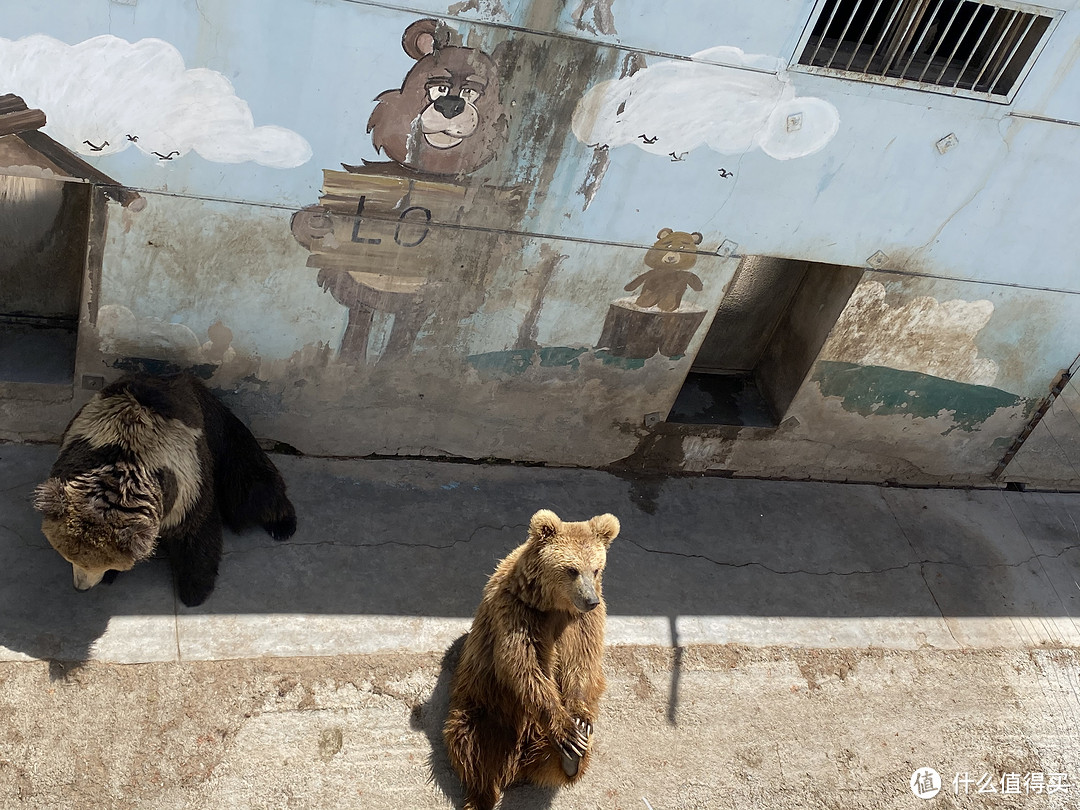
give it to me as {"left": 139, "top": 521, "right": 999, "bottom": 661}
{"left": 597, "top": 300, "right": 706, "bottom": 359}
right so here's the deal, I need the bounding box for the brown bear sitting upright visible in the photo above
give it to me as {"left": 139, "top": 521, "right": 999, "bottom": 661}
{"left": 367, "top": 18, "right": 507, "bottom": 176}
{"left": 625, "top": 227, "right": 705, "bottom": 311}
{"left": 444, "top": 509, "right": 620, "bottom": 810}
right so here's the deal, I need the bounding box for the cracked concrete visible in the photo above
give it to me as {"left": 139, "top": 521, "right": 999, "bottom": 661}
{"left": 1, "top": 443, "right": 1079, "bottom": 808}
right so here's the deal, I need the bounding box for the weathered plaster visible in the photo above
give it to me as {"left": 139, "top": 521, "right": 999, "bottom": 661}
{"left": 821, "top": 280, "right": 999, "bottom": 387}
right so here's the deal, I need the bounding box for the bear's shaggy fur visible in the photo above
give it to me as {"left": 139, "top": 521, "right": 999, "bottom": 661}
{"left": 625, "top": 227, "right": 705, "bottom": 311}
{"left": 34, "top": 372, "right": 296, "bottom": 606}
{"left": 367, "top": 18, "right": 507, "bottom": 176}
{"left": 444, "top": 509, "right": 619, "bottom": 810}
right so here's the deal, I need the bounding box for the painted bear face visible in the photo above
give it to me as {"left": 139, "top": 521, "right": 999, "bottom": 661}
{"left": 33, "top": 472, "right": 160, "bottom": 591}
{"left": 644, "top": 228, "right": 704, "bottom": 271}
{"left": 528, "top": 509, "right": 620, "bottom": 614}
{"left": 367, "top": 19, "right": 506, "bottom": 176}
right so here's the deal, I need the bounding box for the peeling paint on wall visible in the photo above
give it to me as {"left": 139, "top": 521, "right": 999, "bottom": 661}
{"left": 813, "top": 361, "right": 1023, "bottom": 433}
{"left": 822, "top": 280, "right": 999, "bottom": 386}
{"left": 570, "top": 0, "right": 617, "bottom": 35}
{"left": 572, "top": 46, "right": 839, "bottom": 162}
{"left": 0, "top": 35, "right": 311, "bottom": 167}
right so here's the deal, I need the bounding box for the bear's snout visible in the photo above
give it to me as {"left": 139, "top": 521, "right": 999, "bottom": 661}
{"left": 433, "top": 95, "right": 467, "bottom": 119}
{"left": 662, "top": 251, "right": 682, "bottom": 264}
{"left": 72, "top": 564, "right": 106, "bottom": 591}
{"left": 572, "top": 577, "right": 601, "bottom": 612}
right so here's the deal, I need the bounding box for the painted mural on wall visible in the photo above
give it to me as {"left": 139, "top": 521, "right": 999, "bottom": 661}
{"left": 365, "top": 18, "right": 507, "bottom": 176}
{"left": 291, "top": 19, "right": 523, "bottom": 364}
{"left": 0, "top": 35, "right": 311, "bottom": 168}
{"left": 572, "top": 47, "right": 839, "bottom": 163}
{"left": 813, "top": 280, "right": 1027, "bottom": 434}
{"left": 597, "top": 228, "right": 709, "bottom": 359}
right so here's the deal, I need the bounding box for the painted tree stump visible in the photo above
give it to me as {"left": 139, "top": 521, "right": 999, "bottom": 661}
{"left": 597, "top": 300, "right": 707, "bottom": 359}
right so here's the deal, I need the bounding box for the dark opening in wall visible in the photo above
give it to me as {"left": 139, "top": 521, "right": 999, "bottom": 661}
{"left": 0, "top": 175, "right": 91, "bottom": 385}
{"left": 668, "top": 257, "right": 863, "bottom": 427}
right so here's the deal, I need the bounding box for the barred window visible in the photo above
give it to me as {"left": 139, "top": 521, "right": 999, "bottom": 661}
{"left": 793, "top": 0, "right": 1061, "bottom": 103}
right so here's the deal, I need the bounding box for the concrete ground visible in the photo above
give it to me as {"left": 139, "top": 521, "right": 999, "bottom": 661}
{"left": 1, "top": 442, "right": 1079, "bottom": 809}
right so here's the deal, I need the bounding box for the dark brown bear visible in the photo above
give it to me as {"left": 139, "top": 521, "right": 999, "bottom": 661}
{"left": 625, "top": 228, "right": 705, "bottom": 311}
{"left": 444, "top": 509, "right": 619, "bottom": 810}
{"left": 34, "top": 372, "right": 296, "bottom": 606}
{"left": 367, "top": 18, "right": 507, "bottom": 176}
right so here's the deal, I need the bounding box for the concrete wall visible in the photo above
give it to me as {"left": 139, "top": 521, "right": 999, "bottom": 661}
{"left": 1, "top": 0, "right": 1079, "bottom": 487}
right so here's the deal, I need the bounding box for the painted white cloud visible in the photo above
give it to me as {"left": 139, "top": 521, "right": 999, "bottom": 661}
{"left": 823, "top": 281, "right": 999, "bottom": 387}
{"left": 0, "top": 34, "right": 311, "bottom": 168}
{"left": 572, "top": 46, "right": 839, "bottom": 160}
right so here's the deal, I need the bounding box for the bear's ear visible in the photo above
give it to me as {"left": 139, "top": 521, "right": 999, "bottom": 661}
{"left": 656, "top": 228, "right": 673, "bottom": 240}
{"left": 529, "top": 509, "right": 562, "bottom": 543}
{"left": 690, "top": 232, "right": 703, "bottom": 245}
{"left": 118, "top": 518, "right": 159, "bottom": 560}
{"left": 32, "top": 478, "right": 67, "bottom": 519}
{"left": 590, "top": 513, "right": 620, "bottom": 548}
{"left": 402, "top": 19, "right": 439, "bottom": 60}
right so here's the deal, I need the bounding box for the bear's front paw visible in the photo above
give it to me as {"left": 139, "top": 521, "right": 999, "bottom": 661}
{"left": 177, "top": 578, "right": 214, "bottom": 608}
{"left": 265, "top": 512, "right": 297, "bottom": 541}
{"left": 557, "top": 717, "right": 593, "bottom": 777}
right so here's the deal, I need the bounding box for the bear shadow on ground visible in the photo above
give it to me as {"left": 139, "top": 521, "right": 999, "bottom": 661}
{"left": 411, "top": 634, "right": 559, "bottom": 810}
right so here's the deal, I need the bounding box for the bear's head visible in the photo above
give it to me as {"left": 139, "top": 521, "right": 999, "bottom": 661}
{"left": 33, "top": 472, "right": 161, "bottom": 591}
{"left": 524, "top": 509, "right": 620, "bottom": 614}
{"left": 644, "top": 228, "right": 704, "bottom": 271}
{"left": 367, "top": 18, "right": 507, "bottom": 176}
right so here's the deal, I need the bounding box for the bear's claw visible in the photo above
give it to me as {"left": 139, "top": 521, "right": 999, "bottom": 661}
{"left": 557, "top": 719, "right": 593, "bottom": 777}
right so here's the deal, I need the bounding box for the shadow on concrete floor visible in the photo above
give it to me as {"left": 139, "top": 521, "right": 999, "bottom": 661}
{"left": 2, "top": 445, "right": 1079, "bottom": 662}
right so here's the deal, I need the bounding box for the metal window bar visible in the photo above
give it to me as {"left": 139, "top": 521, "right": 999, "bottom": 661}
{"left": 986, "top": 12, "right": 1038, "bottom": 93}
{"left": 858, "top": 0, "right": 911, "bottom": 74}
{"left": 845, "top": 0, "right": 888, "bottom": 70}
{"left": 933, "top": 1, "right": 981, "bottom": 84}
{"left": 951, "top": 5, "right": 1002, "bottom": 88}
{"left": 899, "top": 0, "right": 947, "bottom": 79}
{"left": 827, "top": 1, "right": 865, "bottom": 65}
{"left": 967, "top": 8, "right": 1020, "bottom": 90}
{"left": 809, "top": 0, "right": 848, "bottom": 64}
{"left": 916, "top": 1, "right": 964, "bottom": 82}
{"left": 977, "top": 10, "right": 1028, "bottom": 87}
{"left": 880, "top": 0, "right": 929, "bottom": 77}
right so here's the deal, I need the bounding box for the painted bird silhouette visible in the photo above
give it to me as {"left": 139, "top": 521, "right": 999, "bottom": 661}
{"left": 82, "top": 140, "right": 109, "bottom": 151}
{"left": 153, "top": 151, "right": 180, "bottom": 161}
